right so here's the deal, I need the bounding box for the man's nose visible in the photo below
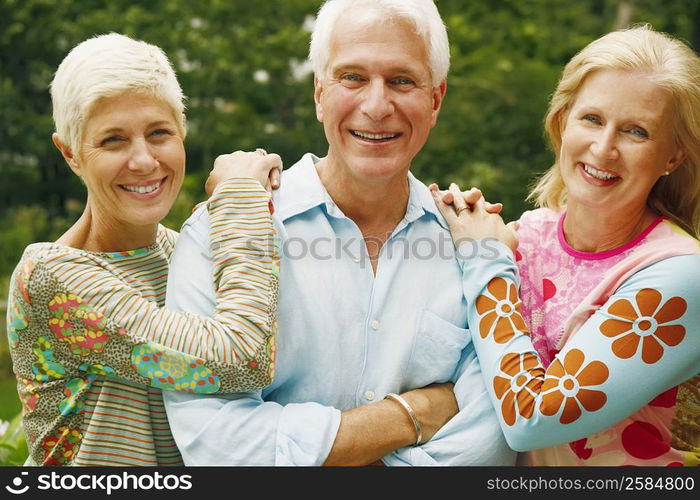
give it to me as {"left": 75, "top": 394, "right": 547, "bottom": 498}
{"left": 359, "top": 79, "right": 394, "bottom": 121}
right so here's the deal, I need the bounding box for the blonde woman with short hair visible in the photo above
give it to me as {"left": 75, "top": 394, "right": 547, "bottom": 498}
{"left": 7, "top": 33, "right": 281, "bottom": 466}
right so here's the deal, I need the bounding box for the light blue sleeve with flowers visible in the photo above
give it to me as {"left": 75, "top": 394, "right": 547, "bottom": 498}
{"left": 458, "top": 241, "right": 700, "bottom": 451}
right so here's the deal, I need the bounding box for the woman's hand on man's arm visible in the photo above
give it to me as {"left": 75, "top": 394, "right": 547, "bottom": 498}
{"left": 205, "top": 150, "right": 283, "bottom": 196}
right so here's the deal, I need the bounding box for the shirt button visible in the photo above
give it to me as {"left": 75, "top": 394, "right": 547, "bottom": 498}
{"left": 365, "top": 391, "right": 375, "bottom": 401}
{"left": 370, "top": 320, "right": 380, "bottom": 330}
{"left": 352, "top": 254, "right": 361, "bottom": 263}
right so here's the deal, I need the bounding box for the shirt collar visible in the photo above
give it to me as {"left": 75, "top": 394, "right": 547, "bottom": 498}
{"left": 274, "top": 152, "right": 448, "bottom": 230}
{"left": 273, "top": 153, "right": 332, "bottom": 221}
{"left": 406, "top": 170, "right": 449, "bottom": 230}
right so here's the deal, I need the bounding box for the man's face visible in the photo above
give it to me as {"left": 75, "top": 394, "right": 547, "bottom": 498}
{"left": 314, "top": 15, "right": 446, "bottom": 183}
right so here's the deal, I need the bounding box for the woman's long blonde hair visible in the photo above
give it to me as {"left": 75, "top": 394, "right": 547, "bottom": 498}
{"left": 529, "top": 25, "right": 700, "bottom": 238}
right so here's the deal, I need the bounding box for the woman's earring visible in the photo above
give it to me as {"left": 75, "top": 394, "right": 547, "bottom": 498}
{"left": 664, "top": 170, "right": 670, "bottom": 176}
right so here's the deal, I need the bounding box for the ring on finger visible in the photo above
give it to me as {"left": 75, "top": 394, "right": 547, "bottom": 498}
{"left": 455, "top": 205, "right": 469, "bottom": 216}
{"left": 255, "top": 148, "right": 268, "bottom": 155}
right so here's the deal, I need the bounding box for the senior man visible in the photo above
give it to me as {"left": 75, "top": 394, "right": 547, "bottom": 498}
{"left": 163, "top": 0, "right": 514, "bottom": 466}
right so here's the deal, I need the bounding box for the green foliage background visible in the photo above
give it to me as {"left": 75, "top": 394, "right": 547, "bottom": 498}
{"left": 0, "top": 0, "right": 697, "bottom": 455}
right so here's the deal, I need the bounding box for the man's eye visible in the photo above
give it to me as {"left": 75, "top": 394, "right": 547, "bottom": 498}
{"left": 392, "top": 77, "right": 414, "bottom": 85}
{"left": 342, "top": 74, "right": 362, "bottom": 82}
{"left": 150, "top": 129, "right": 171, "bottom": 137}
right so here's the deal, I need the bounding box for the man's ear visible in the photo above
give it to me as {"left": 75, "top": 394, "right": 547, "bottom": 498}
{"left": 52, "top": 133, "right": 80, "bottom": 176}
{"left": 430, "top": 80, "right": 447, "bottom": 127}
{"left": 314, "top": 75, "right": 324, "bottom": 123}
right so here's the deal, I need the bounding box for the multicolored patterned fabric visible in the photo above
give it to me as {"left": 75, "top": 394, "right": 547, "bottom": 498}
{"left": 7, "top": 178, "right": 278, "bottom": 466}
{"left": 131, "top": 343, "right": 222, "bottom": 392}
{"left": 459, "top": 208, "right": 700, "bottom": 466}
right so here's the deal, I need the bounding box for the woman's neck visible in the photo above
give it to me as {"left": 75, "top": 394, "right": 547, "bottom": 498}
{"left": 563, "top": 202, "right": 658, "bottom": 253}
{"left": 56, "top": 202, "right": 158, "bottom": 253}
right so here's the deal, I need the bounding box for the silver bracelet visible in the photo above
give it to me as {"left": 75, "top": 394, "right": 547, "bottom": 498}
{"left": 385, "top": 393, "right": 422, "bottom": 446}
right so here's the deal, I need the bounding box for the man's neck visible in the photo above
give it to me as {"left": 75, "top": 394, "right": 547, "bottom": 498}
{"left": 316, "top": 157, "right": 410, "bottom": 229}
{"left": 315, "top": 156, "right": 410, "bottom": 272}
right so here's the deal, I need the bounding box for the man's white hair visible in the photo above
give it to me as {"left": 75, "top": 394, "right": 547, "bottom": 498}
{"left": 50, "top": 33, "right": 185, "bottom": 154}
{"left": 309, "top": 0, "right": 450, "bottom": 87}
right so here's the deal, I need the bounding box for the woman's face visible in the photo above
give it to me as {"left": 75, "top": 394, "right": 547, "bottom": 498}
{"left": 77, "top": 92, "right": 185, "bottom": 232}
{"left": 558, "top": 69, "right": 685, "bottom": 216}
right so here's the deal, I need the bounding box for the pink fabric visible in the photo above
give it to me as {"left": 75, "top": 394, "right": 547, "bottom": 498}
{"left": 515, "top": 208, "right": 700, "bottom": 466}
{"left": 516, "top": 209, "right": 646, "bottom": 367}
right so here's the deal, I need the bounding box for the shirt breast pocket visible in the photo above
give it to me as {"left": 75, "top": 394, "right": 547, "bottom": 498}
{"left": 405, "top": 309, "right": 471, "bottom": 388}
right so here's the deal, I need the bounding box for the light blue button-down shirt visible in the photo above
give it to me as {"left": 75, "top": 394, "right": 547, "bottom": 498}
{"left": 163, "top": 153, "right": 514, "bottom": 466}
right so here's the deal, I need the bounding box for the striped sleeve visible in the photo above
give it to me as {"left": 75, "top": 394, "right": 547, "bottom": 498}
{"left": 207, "top": 178, "right": 278, "bottom": 363}
{"left": 25, "top": 178, "right": 278, "bottom": 394}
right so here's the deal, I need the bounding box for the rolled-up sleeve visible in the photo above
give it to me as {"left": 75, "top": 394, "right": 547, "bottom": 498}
{"left": 164, "top": 390, "right": 340, "bottom": 465}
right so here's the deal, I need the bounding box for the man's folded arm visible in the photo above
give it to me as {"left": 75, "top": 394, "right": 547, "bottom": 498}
{"left": 383, "top": 347, "right": 516, "bottom": 466}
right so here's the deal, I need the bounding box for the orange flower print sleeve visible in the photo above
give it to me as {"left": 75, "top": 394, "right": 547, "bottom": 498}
{"left": 459, "top": 243, "right": 700, "bottom": 452}
{"left": 600, "top": 289, "right": 686, "bottom": 364}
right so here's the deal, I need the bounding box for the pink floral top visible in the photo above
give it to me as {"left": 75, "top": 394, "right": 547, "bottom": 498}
{"left": 517, "top": 209, "right": 664, "bottom": 369}
{"left": 510, "top": 208, "right": 700, "bottom": 465}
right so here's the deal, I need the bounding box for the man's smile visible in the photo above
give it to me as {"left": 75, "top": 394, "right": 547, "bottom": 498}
{"left": 350, "top": 130, "right": 402, "bottom": 143}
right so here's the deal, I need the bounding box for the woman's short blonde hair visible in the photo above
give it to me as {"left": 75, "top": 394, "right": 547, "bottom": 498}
{"left": 529, "top": 25, "right": 700, "bottom": 237}
{"left": 50, "top": 33, "right": 185, "bottom": 154}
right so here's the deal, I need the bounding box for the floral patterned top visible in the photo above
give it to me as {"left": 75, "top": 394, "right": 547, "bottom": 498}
{"left": 458, "top": 208, "right": 700, "bottom": 466}
{"left": 6, "top": 178, "right": 279, "bottom": 465}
